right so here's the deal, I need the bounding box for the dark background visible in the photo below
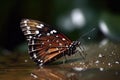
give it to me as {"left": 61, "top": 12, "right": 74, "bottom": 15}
{"left": 0, "top": 0, "right": 120, "bottom": 51}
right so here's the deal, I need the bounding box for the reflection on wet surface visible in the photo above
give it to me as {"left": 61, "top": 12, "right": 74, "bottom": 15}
{"left": 0, "top": 40, "right": 120, "bottom": 80}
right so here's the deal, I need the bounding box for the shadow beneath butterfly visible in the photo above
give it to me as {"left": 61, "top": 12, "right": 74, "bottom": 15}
{"left": 49, "top": 55, "right": 85, "bottom": 65}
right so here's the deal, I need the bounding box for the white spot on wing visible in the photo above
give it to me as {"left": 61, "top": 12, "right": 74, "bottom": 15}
{"left": 38, "top": 59, "right": 41, "bottom": 62}
{"left": 40, "top": 60, "right": 43, "bottom": 63}
{"left": 49, "top": 44, "right": 52, "bottom": 46}
{"left": 56, "top": 35, "right": 59, "bottom": 37}
{"left": 24, "top": 23, "right": 27, "bottom": 26}
{"left": 36, "top": 24, "right": 44, "bottom": 28}
{"left": 35, "top": 30, "right": 39, "bottom": 34}
{"left": 42, "top": 42, "right": 44, "bottom": 44}
{"left": 56, "top": 48, "right": 59, "bottom": 50}
{"left": 50, "top": 30, "right": 57, "bottom": 34}
{"left": 23, "top": 19, "right": 29, "bottom": 24}
{"left": 47, "top": 40, "right": 50, "bottom": 42}
{"left": 58, "top": 51, "right": 61, "bottom": 53}
{"left": 40, "top": 24, "right": 44, "bottom": 27}
{"left": 62, "top": 38, "right": 66, "bottom": 41}
{"left": 52, "top": 30, "right": 57, "bottom": 33}
{"left": 27, "top": 26, "right": 30, "bottom": 30}
{"left": 33, "top": 37, "right": 36, "bottom": 39}
{"left": 66, "top": 45, "right": 68, "bottom": 47}
{"left": 38, "top": 34, "right": 42, "bottom": 37}
{"left": 47, "top": 33, "right": 50, "bottom": 36}
{"left": 36, "top": 25, "right": 42, "bottom": 28}
{"left": 56, "top": 40, "right": 59, "bottom": 43}
{"left": 27, "top": 30, "right": 31, "bottom": 34}
{"left": 50, "top": 31, "right": 53, "bottom": 34}
{"left": 29, "top": 36, "right": 32, "bottom": 39}
{"left": 33, "top": 53, "right": 37, "bottom": 58}
{"left": 59, "top": 43, "right": 62, "bottom": 46}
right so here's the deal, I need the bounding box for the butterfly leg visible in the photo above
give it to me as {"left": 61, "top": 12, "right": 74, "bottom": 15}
{"left": 62, "top": 52, "right": 68, "bottom": 64}
{"left": 76, "top": 46, "right": 86, "bottom": 60}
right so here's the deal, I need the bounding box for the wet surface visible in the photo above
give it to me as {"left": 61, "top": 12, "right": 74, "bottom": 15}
{"left": 0, "top": 40, "right": 120, "bottom": 80}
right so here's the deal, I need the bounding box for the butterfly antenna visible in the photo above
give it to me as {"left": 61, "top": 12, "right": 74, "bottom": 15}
{"left": 79, "top": 28, "right": 96, "bottom": 41}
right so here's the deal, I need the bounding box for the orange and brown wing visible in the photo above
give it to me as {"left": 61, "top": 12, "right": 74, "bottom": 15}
{"left": 20, "top": 19, "right": 72, "bottom": 65}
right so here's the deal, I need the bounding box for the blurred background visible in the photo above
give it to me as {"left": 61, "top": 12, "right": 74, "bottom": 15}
{"left": 0, "top": 0, "right": 120, "bottom": 51}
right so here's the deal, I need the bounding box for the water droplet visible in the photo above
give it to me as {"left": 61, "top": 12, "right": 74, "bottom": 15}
{"left": 88, "top": 37, "right": 91, "bottom": 40}
{"left": 115, "top": 61, "right": 119, "bottom": 64}
{"left": 115, "top": 72, "right": 119, "bottom": 75}
{"left": 24, "top": 59, "right": 28, "bottom": 63}
{"left": 99, "top": 67, "right": 104, "bottom": 71}
{"left": 30, "top": 73, "right": 38, "bottom": 79}
{"left": 98, "top": 54, "right": 102, "bottom": 58}
{"left": 108, "top": 63, "right": 111, "bottom": 66}
{"left": 95, "top": 60, "right": 99, "bottom": 64}
{"left": 73, "top": 67, "right": 85, "bottom": 71}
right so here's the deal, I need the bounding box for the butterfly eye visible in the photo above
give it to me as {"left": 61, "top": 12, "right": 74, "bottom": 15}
{"left": 20, "top": 19, "right": 85, "bottom": 66}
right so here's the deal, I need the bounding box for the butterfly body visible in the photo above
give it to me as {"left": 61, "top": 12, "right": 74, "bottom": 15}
{"left": 20, "top": 19, "right": 85, "bottom": 66}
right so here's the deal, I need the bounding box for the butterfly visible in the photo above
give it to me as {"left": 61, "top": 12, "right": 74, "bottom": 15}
{"left": 20, "top": 19, "right": 85, "bottom": 66}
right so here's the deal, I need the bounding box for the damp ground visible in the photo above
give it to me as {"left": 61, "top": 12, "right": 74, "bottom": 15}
{"left": 0, "top": 39, "right": 120, "bottom": 80}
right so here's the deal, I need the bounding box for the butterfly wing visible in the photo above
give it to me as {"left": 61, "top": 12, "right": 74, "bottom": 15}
{"left": 20, "top": 19, "right": 72, "bottom": 65}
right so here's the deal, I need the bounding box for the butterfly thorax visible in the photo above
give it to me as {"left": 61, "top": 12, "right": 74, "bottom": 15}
{"left": 67, "top": 41, "right": 80, "bottom": 55}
